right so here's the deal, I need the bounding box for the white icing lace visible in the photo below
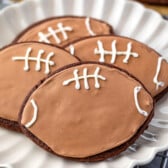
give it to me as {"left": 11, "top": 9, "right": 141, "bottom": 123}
{"left": 63, "top": 67, "right": 106, "bottom": 90}
{"left": 94, "top": 40, "right": 139, "bottom": 64}
{"left": 134, "top": 86, "right": 148, "bottom": 117}
{"left": 38, "top": 22, "right": 73, "bottom": 44}
{"left": 85, "top": 17, "right": 96, "bottom": 36}
{"left": 153, "top": 57, "right": 166, "bottom": 90}
{"left": 12, "top": 47, "right": 55, "bottom": 74}
{"left": 25, "top": 99, "right": 38, "bottom": 128}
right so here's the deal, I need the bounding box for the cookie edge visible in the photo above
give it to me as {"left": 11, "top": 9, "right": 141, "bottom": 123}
{"left": 0, "top": 117, "right": 22, "bottom": 132}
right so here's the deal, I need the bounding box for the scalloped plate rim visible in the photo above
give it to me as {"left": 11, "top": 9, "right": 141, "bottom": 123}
{"left": 0, "top": 0, "right": 168, "bottom": 167}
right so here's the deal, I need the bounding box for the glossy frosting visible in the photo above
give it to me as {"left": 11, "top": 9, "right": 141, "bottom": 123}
{"left": 0, "top": 42, "right": 78, "bottom": 122}
{"left": 21, "top": 63, "right": 153, "bottom": 158}
{"left": 66, "top": 36, "right": 168, "bottom": 97}
{"left": 15, "top": 17, "right": 113, "bottom": 47}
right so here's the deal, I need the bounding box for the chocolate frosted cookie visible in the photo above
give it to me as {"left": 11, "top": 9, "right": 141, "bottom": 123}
{"left": 19, "top": 62, "right": 154, "bottom": 161}
{"left": 138, "top": 0, "right": 168, "bottom": 5}
{"left": 66, "top": 35, "right": 168, "bottom": 100}
{"left": 0, "top": 42, "right": 79, "bottom": 132}
{"left": 13, "top": 16, "right": 113, "bottom": 47}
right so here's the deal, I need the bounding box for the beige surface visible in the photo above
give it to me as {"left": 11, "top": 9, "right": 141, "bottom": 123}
{"left": 139, "top": 1, "right": 168, "bottom": 15}
{"left": 145, "top": 4, "right": 168, "bottom": 15}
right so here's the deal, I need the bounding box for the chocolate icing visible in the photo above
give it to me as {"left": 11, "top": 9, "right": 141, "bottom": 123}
{"left": 0, "top": 42, "right": 78, "bottom": 122}
{"left": 14, "top": 16, "right": 113, "bottom": 47}
{"left": 66, "top": 35, "right": 168, "bottom": 98}
{"left": 20, "top": 63, "right": 153, "bottom": 158}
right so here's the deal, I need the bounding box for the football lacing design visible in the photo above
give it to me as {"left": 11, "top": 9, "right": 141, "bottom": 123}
{"left": 94, "top": 40, "right": 139, "bottom": 64}
{"left": 63, "top": 67, "right": 106, "bottom": 90}
{"left": 12, "top": 47, "right": 55, "bottom": 74}
{"left": 38, "top": 23, "right": 73, "bottom": 44}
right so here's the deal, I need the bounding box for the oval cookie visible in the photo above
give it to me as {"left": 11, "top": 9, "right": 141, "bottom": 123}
{"left": 13, "top": 16, "right": 113, "bottom": 47}
{"left": 66, "top": 35, "right": 168, "bottom": 99}
{"left": 19, "top": 62, "right": 154, "bottom": 161}
{"left": 0, "top": 42, "right": 79, "bottom": 131}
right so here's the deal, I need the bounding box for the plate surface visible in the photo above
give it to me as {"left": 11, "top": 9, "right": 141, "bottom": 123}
{"left": 0, "top": 0, "right": 168, "bottom": 167}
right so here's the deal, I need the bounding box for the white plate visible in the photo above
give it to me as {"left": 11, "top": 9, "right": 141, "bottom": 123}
{"left": 0, "top": 0, "right": 168, "bottom": 167}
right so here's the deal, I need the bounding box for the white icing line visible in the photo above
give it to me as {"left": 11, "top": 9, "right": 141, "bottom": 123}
{"left": 85, "top": 17, "right": 96, "bottom": 36}
{"left": 63, "top": 67, "right": 106, "bottom": 90}
{"left": 73, "top": 69, "right": 80, "bottom": 90}
{"left": 69, "top": 45, "right": 75, "bottom": 55}
{"left": 134, "top": 86, "right": 148, "bottom": 117}
{"left": 12, "top": 47, "right": 55, "bottom": 74}
{"left": 153, "top": 57, "right": 166, "bottom": 90}
{"left": 35, "top": 49, "right": 45, "bottom": 71}
{"left": 94, "top": 40, "right": 139, "bottom": 64}
{"left": 38, "top": 22, "right": 73, "bottom": 44}
{"left": 83, "top": 68, "right": 89, "bottom": 89}
{"left": 25, "top": 99, "right": 38, "bottom": 128}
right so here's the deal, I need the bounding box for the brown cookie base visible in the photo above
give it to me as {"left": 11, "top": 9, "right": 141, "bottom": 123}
{"left": 19, "top": 61, "right": 155, "bottom": 162}
{"left": 0, "top": 117, "right": 21, "bottom": 132}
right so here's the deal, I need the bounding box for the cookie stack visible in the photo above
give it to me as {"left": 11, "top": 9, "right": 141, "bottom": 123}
{"left": 0, "top": 16, "right": 167, "bottom": 162}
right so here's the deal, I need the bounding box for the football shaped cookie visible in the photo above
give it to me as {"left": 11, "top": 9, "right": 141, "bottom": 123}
{"left": 0, "top": 42, "right": 79, "bottom": 132}
{"left": 66, "top": 35, "right": 168, "bottom": 99}
{"left": 13, "top": 16, "right": 113, "bottom": 47}
{"left": 19, "top": 62, "right": 154, "bottom": 161}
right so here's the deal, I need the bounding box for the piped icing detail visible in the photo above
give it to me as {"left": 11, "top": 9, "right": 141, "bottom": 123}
{"left": 12, "top": 47, "right": 55, "bottom": 74}
{"left": 94, "top": 40, "right": 139, "bottom": 64}
{"left": 38, "top": 23, "right": 73, "bottom": 44}
{"left": 63, "top": 67, "right": 106, "bottom": 90}
{"left": 153, "top": 57, "right": 166, "bottom": 90}
{"left": 25, "top": 99, "right": 38, "bottom": 128}
{"left": 69, "top": 45, "right": 75, "bottom": 55}
{"left": 134, "top": 86, "right": 148, "bottom": 117}
{"left": 85, "top": 17, "right": 96, "bottom": 36}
